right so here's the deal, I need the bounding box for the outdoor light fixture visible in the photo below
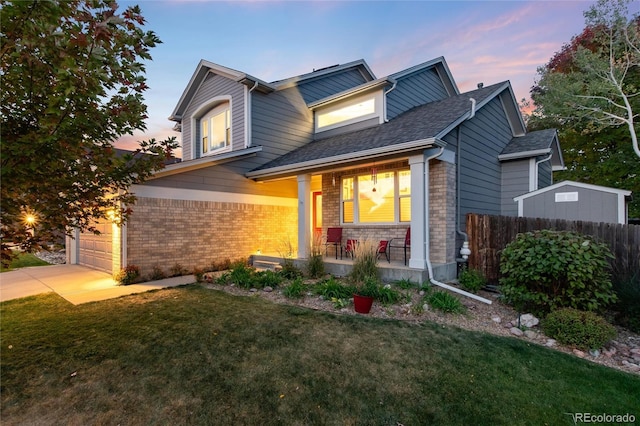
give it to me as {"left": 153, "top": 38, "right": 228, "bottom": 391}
{"left": 371, "top": 164, "right": 377, "bottom": 192}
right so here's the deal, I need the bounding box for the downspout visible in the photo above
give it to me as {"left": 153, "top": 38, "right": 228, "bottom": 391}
{"left": 534, "top": 153, "right": 553, "bottom": 189}
{"left": 383, "top": 79, "right": 397, "bottom": 122}
{"left": 423, "top": 145, "right": 492, "bottom": 304}
{"left": 245, "top": 80, "right": 259, "bottom": 148}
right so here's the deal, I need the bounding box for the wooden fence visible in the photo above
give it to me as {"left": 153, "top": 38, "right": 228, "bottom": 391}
{"left": 466, "top": 213, "right": 640, "bottom": 284}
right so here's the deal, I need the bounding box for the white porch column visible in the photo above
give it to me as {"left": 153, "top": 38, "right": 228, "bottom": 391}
{"left": 297, "top": 174, "right": 311, "bottom": 259}
{"left": 408, "top": 155, "right": 427, "bottom": 269}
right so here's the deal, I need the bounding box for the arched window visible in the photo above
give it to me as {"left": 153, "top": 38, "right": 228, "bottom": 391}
{"left": 200, "top": 101, "right": 231, "bottom": 156}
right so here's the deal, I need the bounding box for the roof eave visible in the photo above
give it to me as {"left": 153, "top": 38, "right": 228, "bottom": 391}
{"left": 498, "top": 148, "right": 552, "bottom": 161}
{"left": 308, "top": 78, "right": 394, "bottom": 109}
{"left": 149, "top": 146, "right": 263, "bottom": 179}
{"left": 246, "top": 138, "right": 446, "bottom": 181}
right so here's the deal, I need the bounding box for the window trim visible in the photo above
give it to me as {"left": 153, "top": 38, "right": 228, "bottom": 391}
{"left": 191, "top": 95, "right": 233, "bottom": 158}
{"left": 340, "top": 168, "right": 411, "bottom": 225}
{"left": 315, "top": 91, "right": 383, "bottom": 134}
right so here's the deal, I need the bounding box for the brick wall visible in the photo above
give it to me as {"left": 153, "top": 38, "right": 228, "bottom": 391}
{"left": 126, "top": 197, "right": 297, "bottom": 277}
{"left": 320, "top": 159, "right": 456, "bottom": 265}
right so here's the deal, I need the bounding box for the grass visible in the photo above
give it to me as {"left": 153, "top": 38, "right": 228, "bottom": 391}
{"left": 1, "top": 285, "right": 639, "bottom": 425}
{"left": 0, "top": 251, "right": 49, "bottom": 272}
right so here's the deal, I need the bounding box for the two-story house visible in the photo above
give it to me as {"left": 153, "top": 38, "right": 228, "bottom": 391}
{"left": 67, "top": 56, "right": 563, "bottom": 281}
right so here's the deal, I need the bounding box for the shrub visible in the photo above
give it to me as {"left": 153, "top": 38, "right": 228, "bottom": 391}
{"left": 169, "top": 263, "right": 188, "bottom": 277}
{"left": 458, "top": 267, "right": 486, "bottom": 293}
{"left": 208, "top": 258, "right": 232, "bottom": 272}
{"left": 115, "top": 264, "right": 141, "bottom": 286}
{"left": 425, "top": 291, "right": 465, "bottom": 314}
{"left": 542, "top": 308, "right": 617, "bottom": 351}
{"left": 228, "top": 261, "right": 256, "bottom": 289}
{"left": 283, "top": 277, "right": 306, "bottom": 299}
{"left": 307, "top": 234, "right": 325, "bottom": 278}
{"left": 395, "top": 278, "right": 416, "bottom": 290}
{"left": 611, "top": 273, "right": 640, "bottom": 332}
{"left": 314, "top": 277, "right": 354, "bottom": 299}
{"left": 500, "top": 230, "right": 616, "bottom": 316}
{"left": 280, "top": 261, "right": 303, "bottom": 280}
{"left": 377, "top": 284, "right": 401, "bottom": 306}
{"left": 149, "top": 265, "right": 166, "bottom": 281}
{"left": 355, "top": 276, "right": 380, "bottom": 298}
{"left": 349, "top": 238, "right": 380, "bottom": 283}
{"left": 253, "top": 270, "right": 282, "bottom": 289}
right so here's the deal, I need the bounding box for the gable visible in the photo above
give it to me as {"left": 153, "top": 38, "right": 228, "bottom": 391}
{"left": 386, "top": 67, "right": 450, "bottom": 120}
{"left": 296, "top": 67, "right": 373, "bottom": 104}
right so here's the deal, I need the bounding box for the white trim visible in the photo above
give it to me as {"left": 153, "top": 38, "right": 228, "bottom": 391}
{"left": 297, "top": 175, "right": 311, "bottom": 259}
{"left": 618, "top": 194, "right": 627, "bottom": 224}
{"left": 529, "top": 158, "right": 537, "bottom": 192}
{"left": 150, "top": 146, "right": 262, "bottom": 179}
{"left": 191, "top": 95, "right": 233, "bottom": 158}
{"left": 246, "top": 138, "right": 445, "bottom": 180}
{"left": 130, "top": 184, "right": 297, "bottom": 208}
{"left": 514, "top": 180, "right": 632, "bottom": 202}
{"left": 498, "top": 148, "right": 551, "bottom": 161}
{"left": 314, "top": 91, "right": 384, "bottom": 133}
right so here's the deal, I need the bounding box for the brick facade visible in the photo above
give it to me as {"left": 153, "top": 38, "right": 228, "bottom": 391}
{"left": 126, "top": 197, "right": 297, "bottom": 277}
{"left": 320, "top": 159, "right": 456, "bottom": 265}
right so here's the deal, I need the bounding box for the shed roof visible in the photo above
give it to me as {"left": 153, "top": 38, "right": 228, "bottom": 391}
{"left": 513, "top": 180, "right": 632, "bottom": 202}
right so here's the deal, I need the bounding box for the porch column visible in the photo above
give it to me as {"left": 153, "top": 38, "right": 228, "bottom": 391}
{"left": 297, "top": 174, "right": 311, "bottom": 259}
{"left": 66, "top": 228, "right": 80, "bottom": 265}
{"left": 408, "top": 155, "right": 427, "bottom": 269}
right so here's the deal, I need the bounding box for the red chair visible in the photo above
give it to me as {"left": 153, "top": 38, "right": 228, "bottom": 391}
{"left": 389, "top": 228, "right": 410, "bottom": 265}
{"left": 377, "top": 240, "right": 390, "bottom": 263}
{"left": 324, "top": 227, "right": 343, "bottom": 259}
{"left": 344, "top": 239, "right": 358, "bottom": 259}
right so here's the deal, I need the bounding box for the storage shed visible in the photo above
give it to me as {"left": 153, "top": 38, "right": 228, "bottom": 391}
{"left": 513, "top": 180, "right": 632, "bottom": 225}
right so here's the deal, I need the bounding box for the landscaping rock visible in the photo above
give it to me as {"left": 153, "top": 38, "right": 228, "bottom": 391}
{"left": 263, "top": 286, "right": 273, "bottom": 293}
{"left": 519, "top": 314, "right": 539, "bottom": 328}
{"left": 573, "top": 349, "right": 586, "bottom": 358}
{"left": 545, "top": 339, "right": 557, "bottom": 347}
{"left": 510, "top": 327, "right": 524, "bottom": 337}
{"left": 621, "top": 360, "right": 640, "bottom": 372}
{"left": 491, "top": 316, "right": 501, "bottom": 324}
{"left": 589, "top": 349, "right": 600, "bottom": 358}
{"left": 524, "top": 330, "right": 538, "bottom": 339}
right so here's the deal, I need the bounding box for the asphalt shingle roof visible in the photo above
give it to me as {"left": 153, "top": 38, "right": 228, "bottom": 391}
{"left": 501, "top": 128, "right": 557, "bottom": 156}
{"left": 252, "top": 82, "right": 507, "bottom": 173}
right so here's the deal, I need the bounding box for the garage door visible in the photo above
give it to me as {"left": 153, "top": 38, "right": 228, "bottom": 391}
{"left": 79, "top": 220, "right": 113, "bottom": 273}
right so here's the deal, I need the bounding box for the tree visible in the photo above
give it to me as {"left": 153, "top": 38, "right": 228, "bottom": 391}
{"left": 1, "top": 1, "right": 179, "bottom": 266}
{"left": 532, "top": 0, "right": 640, "bottom": 158}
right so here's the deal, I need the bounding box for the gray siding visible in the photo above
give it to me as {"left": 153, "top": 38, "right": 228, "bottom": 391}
{"left": 182, "top": 73, "right": 246, "bottom": 161}
{"left": 251, "top": 86, "right": 314, "bottom": 166}
{"left": 537, "top": 158, "right": 553, "bottom": 189}
{"left": 501, "top": 159, "right": 530, "bottom": 216}
{"left": 386, "top": 68, "right": 449, "bottom": 120}
{"left": 522, "top": 185, "right": 620, "bottom": 223}
{"left": 457, "top": 97, "right": 515, "bottom": 227}
{"left": 298, "top": 68, "right": 369, "bottom": 104}
{"left": 144, "top": 163, "right": 297, "bottom": 198}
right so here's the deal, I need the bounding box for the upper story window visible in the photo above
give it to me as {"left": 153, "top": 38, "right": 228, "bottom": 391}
{"left": 341, "top": 169, "right": 411, "bottom": 224}
{"left": 200, "top": 102, "right": 231, "bottom": 156}
{"left": 315, "top": 92, "right": 382, "bottom": 133}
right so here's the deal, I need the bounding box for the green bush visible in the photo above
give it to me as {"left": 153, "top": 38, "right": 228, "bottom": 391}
{"left": 425, "top": 290, "right": 465, "bottom": 314}
{"left": 611, "top": 273, "right": 640, "bottom": 332}
{"left": 169, "top": 263, "right": 188, "bottom": 277}
{"left": 228, "top": 262, "right": 256, "bottom": 289}
{"left": 395, "top": 278, "right": 416, "bottom": 290}
{"left": 458, "top": 267, "right": 486, "bottom": 293}
{"left": 253, "top": 270, "right": 282, "bottom": 289}
{"left": 306, "top": 254, "right": 325, "bottom": 279}
{"left": 115, "top": 264, "right": 141, "bottom": 286}
{"left": 542, "top": 308, "right": 617, "bottom": 351}
{"left": 314, "top": 277, "right": 355, "bottom": 299}
{"left": 283, "top": 277, "right": 306, "bottom": 299}
{"left": 500, "top": 230, "right": 616, "bottom": 316}
{"left": 377, "top": 284, "right": 401, "bottom": 306}
{"left": 149, "top": 265, "right": 166, "bottom": 281}
{"left": 280, "top": 260, "right": 303, "bottom": 280}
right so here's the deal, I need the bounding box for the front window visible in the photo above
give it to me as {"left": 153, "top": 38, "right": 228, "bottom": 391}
{"left": 341, "top": 169, "right": 411, "bottom": 224}
{"left": 201, "top": 103, "right": 230, "bottom": 155}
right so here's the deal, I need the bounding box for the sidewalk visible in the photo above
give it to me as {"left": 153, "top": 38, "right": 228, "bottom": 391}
{"left": 0, "top": 264, "right": 195, "bottom": 305}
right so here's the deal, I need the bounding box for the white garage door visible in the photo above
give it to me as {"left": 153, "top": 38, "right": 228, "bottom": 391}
{"left": 79, "top": 220, "right": 113, "bottom": 273}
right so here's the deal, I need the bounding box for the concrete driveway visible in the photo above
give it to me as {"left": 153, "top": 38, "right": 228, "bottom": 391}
{"left": 0, "top": 264, "right": 195, "bottom": 305}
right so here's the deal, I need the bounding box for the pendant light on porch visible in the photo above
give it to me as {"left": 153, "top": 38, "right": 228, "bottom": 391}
{"left": 371, "top": 165, "right": 377, "bottom": 192}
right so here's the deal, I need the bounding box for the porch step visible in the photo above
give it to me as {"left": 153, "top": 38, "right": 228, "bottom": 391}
{"left": 253, "top": 260, "right": 282, "bottom": 272}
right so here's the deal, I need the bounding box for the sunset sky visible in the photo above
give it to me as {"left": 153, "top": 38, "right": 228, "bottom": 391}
{"left": 117, "top": 0, "right": 639, "bottom": 155}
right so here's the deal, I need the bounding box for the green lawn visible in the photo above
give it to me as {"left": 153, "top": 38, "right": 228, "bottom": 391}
{"left": 1, "top": 285, "right": 638, "bottom": 425}
{"left": 0, "top": 251, "right": 49, "bottom": 272}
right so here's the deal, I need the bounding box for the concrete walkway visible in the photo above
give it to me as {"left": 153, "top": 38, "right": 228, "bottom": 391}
{"left": 0, "top": 264, "right": 196, "bottom": 305}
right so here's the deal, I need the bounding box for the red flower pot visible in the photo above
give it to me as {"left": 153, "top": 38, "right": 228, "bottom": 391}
{"left": 353, "top": 294, "right": 374, "bottom": 314}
